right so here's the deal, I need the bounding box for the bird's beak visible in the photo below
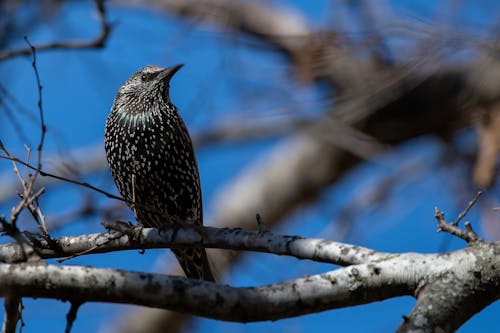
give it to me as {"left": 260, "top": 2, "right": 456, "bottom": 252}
{"left": 157, "top": 64, "right": 184, "bottom": 82}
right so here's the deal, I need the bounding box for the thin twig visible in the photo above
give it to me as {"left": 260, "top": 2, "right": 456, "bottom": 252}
{"left": 0, "top": 153, "right": 124, "bottom": 202}
{"left": 453, "top": 191, "right": 482, "bottom": 226}
{"left": 24, "top": 36, "right": 46, "bottom": 174}
{"left": 57, "top": 245, "right": 101, "bottom": 263}
{"left": 0, "top": 142, "right": 27, "bottom": 192}
{"left": 18, "top": 187, "right": 45, "bottom": 217}
{"left": 57, "top": 222, "right": 128, "bottom": 263}
{"left": 434, "top": 190, "right": 483, "bottom": 243}
{"left": 34, "top": 199, "right": 50, "bottom": 236}
{"left": 0, "top": 146, "right": 30, "bottom": 227}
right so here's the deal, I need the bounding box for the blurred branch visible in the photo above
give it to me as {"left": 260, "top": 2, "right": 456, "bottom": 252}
{"left": 193, "top": 117, "right": 312, "bottom": 145}
{"left": 2, "top": 297, "right": 22, "bottom": 333}
{"left": 473, "top": 102, "right": 500, "bottom": 187}
{"left": 65, "top": 301, "right": 82, "bottom": 333}
{"left": 0, "top": 0, "right": 111, "bottom": 61}
{"left": 346, "top": 0, "right": 394, "bottom": 66}
{"left": 154, "top": 0, "right": 314, "bottom": 74}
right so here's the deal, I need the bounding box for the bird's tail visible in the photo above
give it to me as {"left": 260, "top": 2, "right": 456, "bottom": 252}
{"left": 172, "top": 248, "right": 215, "bottom": 282}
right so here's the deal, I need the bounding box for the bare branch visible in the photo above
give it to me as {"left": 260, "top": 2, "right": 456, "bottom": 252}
{"left": 0, "top": 262, "right": 410, "bottom": 321}
{"left": 435, "top": 208, "right": 481, "bottom": 243}
{"left": 397, "top": 241, "right": 500, "bottom": 333}
{"left": 0, "top": 264, "right": 411, "bottom": 322}
{"left": 434, "top": 191, "right": 483, "bottom": 243}
{"left": 0, "top": 226, "right": 389, "bottom": 266}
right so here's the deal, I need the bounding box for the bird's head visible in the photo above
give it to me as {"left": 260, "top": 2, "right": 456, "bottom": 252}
{"left": 114, "top": 64, "right": 183, "bottom": 110}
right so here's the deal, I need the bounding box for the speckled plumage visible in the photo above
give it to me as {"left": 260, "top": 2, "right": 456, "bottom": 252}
{"left": 105, "top": 64, "right": 214, "bottom": 281}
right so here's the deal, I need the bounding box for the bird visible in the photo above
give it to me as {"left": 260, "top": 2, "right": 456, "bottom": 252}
{"left": 104, "top": 64, "right": 214, "bottom": 281}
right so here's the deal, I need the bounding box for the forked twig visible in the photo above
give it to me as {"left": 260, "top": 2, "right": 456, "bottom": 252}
{"left": 435, "top": 192, "right": 483, "bottom": 243}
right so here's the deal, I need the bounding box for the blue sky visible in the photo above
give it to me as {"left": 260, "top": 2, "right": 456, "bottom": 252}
{"left": 0, "top": 1, "right": 498, "bottom": 332}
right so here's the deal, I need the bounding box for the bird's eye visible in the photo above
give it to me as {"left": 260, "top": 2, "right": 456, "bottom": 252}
{"left": 140, "top": 72, "right": 158, "bottom": 82}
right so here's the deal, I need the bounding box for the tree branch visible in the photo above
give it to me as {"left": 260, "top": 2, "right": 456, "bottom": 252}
{"left": 0, "top": 0, "right": 111, "bottom": 61}
{"left": 0, "top": 262, "right": 409, "bottom": 321}
{"left": 0, "top": 240, "right": 498, "bottom": 326}
{"left": 397, "top": 241, "right": 500, "bottom": 332}
{"left": 435, "top": 208, "right": 481, "bottom": 243}
{"left": 0, "top": 226, "right": 389, "bottom": 266}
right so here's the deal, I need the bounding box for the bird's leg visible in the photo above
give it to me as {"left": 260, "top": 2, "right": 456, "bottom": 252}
{"left": 131, "top": 223, "right": 144, "bottom": 243}
{"left": 131, "top": 174, "right": 138, "bottom": 222}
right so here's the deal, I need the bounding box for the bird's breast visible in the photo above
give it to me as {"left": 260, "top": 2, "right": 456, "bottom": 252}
{"left": 104, "top": 105, "right": 202, "bottom": 225}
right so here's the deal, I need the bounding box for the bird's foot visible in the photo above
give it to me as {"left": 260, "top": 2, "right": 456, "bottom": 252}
{"left": 101, "top": 220, "right": 143, "bottom": 242}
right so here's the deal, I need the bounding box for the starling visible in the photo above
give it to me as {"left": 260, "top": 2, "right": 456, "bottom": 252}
{"left": 105, "top": 64, "right": 214, "bottom": 281}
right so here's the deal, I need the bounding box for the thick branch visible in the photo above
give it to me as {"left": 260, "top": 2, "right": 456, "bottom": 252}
{"left": 0, "top": 261, "right": 411, "bottom": 322}
{"left": 397, "top": 241, "right": 500, "bottom": 332}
